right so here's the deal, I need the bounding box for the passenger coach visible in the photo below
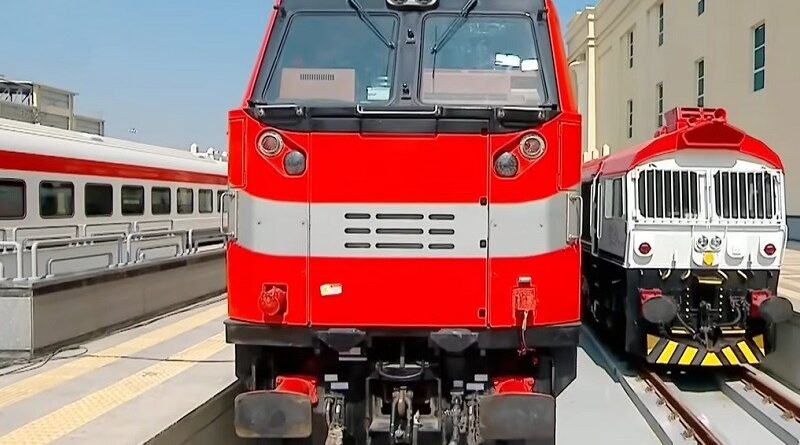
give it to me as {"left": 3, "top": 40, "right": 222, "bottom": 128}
{"left": 0, "top": 117, "right": 228, "bottom": 357}
{"left": 581, "top": 107, "right": 792, "bottom": 367}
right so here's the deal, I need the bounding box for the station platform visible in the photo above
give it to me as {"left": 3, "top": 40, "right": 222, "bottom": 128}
{"left": 0, "top": 294, "right": 233, "bottom": 445}
{"left": 781, "top": 242, "right": 800, "bottom": 309}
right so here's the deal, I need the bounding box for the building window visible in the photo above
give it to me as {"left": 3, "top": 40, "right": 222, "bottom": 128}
{"left": 0, "top": 179, "right": 25, "bottom": 219}
{"left": 696, "top": 59, "right": 705, "bottom": 106}
{"left": 85, "top": 183, "right": 113, "bottom": 217}
{"left": 628, "top": 30, "right": 634, "bottom": 68}
{"left": 121, "top": 185, "right": 145, "bottom": 215}
{"left": 40, "top": 181, "right": 74, "bottom": 218}
{"left": 627, "top": 99, "right": 634, "bottom": 138}
{"left": 657, "top": 3, "right": 664, "bottom": 46}
{"left": 199, "top": 189, "right": 214, "bottom": 214}
{"left": 152, "top": 187, "right": 171, "bottom": 215}
{"left": 177, "top": 188, "right": 194, "bottom": 214}
{"left": 698, "top": 0, "right": 705, "bottom": 15}
{"left": 656, "top": 83, "right": 664, "bottom": 128}
{"left": 754, "top": 23, "right": 765, "bottom": 91}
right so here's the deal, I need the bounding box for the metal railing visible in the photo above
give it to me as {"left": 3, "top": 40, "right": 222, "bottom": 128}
{"left": 0, "top": 241, "right": 23, "bottom": 280}
{"left": 0, "top": 219, "right": 226, "bottom": 282}
{"left": 29, "top": 235, "right": 124, "bottom": 279}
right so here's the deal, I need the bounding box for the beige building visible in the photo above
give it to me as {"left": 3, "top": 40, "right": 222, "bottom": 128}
{"left": 566, "top": 0, "right": 800, "bottom": 240}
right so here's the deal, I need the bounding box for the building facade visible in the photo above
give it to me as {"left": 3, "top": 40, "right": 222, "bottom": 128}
{"left": 566, "top": 0, "right": 800, "bottom": 239}
{"left": 0, "top": 80, "right": 104, "bottom": 136}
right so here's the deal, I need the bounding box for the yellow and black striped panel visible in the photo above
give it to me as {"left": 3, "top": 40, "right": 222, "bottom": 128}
{"left": 645, "top": 335, "right": 765, "bottom": 366}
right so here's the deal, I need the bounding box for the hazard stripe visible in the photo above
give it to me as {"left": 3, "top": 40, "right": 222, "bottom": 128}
{"left": 701, "top": 352, "right": 723, "bottom": 366}
{"left": 669, "top": 343, "right": 687, "bottom": 365}
{"left": 656, "top": 341, "right": 679, "bottom": 364}
{"left": 737, "top": 341, "right": 759, "bottom": 364}
{"left": 721, "top": 347, "right": 740, "bottom": 366}
{"left": 648, "top": 338, "right": 669, "bottom": 363}
{"left": 678, "top": 346, "right": 699, "bottom": 365}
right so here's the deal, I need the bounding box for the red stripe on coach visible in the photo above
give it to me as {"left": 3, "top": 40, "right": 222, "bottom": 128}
{"left": 0, "top": 149, "right": 227, "bottom": 185}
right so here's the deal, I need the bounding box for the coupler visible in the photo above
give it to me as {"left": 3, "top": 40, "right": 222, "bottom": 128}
{"left": 478, "top": 377, "right": 556, "bottom": 443}
{"left": 234, "top": 375, "right": 317, "bottom": 439}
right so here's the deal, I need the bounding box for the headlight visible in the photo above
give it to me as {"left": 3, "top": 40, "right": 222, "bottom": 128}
{"left": 494, "top": 152, "right": 519, "bottom": 178}
{"left": 710, "top": 236, "right": 723, "bottom": 251}
{"left": 257, "top": 131, "right": 283, "bottom": 157}
{"left": 696, "top": 235, "right": 709, "bottom": 251}
{"left": 519, "top": 134, "right": 546, "bottom": 160}
{"left": 283, "top": 150, "right": 306, "bottom": 176}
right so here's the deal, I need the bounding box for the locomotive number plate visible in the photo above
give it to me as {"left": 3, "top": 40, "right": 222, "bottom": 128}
{"left": 513, "top": 287, "right": 536, "bottom": 311}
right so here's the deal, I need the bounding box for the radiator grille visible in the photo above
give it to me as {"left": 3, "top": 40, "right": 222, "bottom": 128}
{"left": 713, "top": 171, "right": 777, "bottom": 220}
{"left": 343, "top": 212, "right": 456, "bottom": 250}
{"left": 637, "top": 170, "right": 701, "bottom": 219}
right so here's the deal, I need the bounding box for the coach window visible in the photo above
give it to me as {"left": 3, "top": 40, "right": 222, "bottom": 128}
{"left": 177, "top": 188, "right": 194, "bottom": 214}
{"left": 40, "top": 181, "right": 74, "bottom": 218}
{"left": 121, "top": 186, "right": 145, "bottom": 216}
{"left": 85, "top": 183, "right": 113, "bottom": 217}
{"left": 199, "top": 189, "right": 213, "bottom": 214}
{"left": 152, "top": 187, "right": 171, "bottom": 215}
{"left": 0, "top": 179, "right": 25, "bottom": 219}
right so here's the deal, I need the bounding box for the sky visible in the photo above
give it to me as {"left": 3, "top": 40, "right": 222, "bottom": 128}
{"left": 1, "top": 0, "right": 594, "bottom": 152}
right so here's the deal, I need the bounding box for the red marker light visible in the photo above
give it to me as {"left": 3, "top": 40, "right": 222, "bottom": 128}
{"left": 764, "top": 243, "right": 777, "bottom": 256}
{"left": 638, "top": 242, "right": 652, "bottom": 255}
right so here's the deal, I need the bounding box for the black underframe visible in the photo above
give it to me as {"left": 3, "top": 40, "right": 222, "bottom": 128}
{"left": 225, "top": 319, "right": 580, "bottom": 353}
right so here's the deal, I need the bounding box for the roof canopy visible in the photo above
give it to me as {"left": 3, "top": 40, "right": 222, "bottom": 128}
{"left": 583, "top": 107, "right": 783, "bottom": 179}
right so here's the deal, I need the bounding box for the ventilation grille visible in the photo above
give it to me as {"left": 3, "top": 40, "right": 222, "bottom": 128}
{"left": 343, "top": 212, "right": 456, "bottom": 250}
{"left": 300, "top": 73, "right": 335, "bottom": 81}
{"left": 714, "top": 171, "right": 778, "bottom": 220}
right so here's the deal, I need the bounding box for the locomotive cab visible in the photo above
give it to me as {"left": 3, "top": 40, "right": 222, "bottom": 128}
{"left": 225, "top": 0, "right": 582, "bottom": 443}
{"left": 581, "top": 107, "right": 792, "bottom": 367}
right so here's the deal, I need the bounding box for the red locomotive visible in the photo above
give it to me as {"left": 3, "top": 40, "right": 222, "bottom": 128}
{"left": 224, "top": 0, "right": 582, "bottom": 443}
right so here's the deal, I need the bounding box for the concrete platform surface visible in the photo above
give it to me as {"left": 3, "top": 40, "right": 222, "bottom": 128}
{"left": 0, "top": 294, "right": 232, "bottom": 445}
{"left": 781, "top": 243, "right": 800, "bottom": 310}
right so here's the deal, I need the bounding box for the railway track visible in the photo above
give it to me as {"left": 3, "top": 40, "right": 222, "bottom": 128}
{"left": 581, "top": 325, "right": 800, "bottom": 444}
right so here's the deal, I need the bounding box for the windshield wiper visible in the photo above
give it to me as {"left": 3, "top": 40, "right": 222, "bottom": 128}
{"left": 430, "top": 0, "right": 477, "bottom": 54}
{"left": 347, "top": 0, "right": 396, "bottom": 49}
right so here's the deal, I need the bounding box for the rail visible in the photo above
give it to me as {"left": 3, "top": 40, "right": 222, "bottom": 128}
{"left": 29, "top": 235, "right": 124, "bottom": 278}
{"left": 0, "top": 241, "right": 24, "bottom": 280}
{"left": 740, "top": 368, "right": 800, "bottom": 421}
{"left": 639, "top": 368, "right": 723, "bottom": 445}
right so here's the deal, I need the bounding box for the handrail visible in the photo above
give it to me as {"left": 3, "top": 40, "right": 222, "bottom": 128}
{"left": 11, "top": 224, "right": 79, "bottom": 242}
{"left": 187, "top": 228, "right": 226, "bottom": 253}
{"left": 125, "top": 229, "right": 187, "bottom": 263}
{"left": 0, "top": 241, "right": 24, "bottom": 280}
{"left": 133, "top": 219, "right": 174, "bottom": 233}
{"left": 30, "top": 235, "right": 124, "bottom": 279}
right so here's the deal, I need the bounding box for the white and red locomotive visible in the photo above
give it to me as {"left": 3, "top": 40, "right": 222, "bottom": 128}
{"left": 581, "top": 107, "right": 791, "bottom": 367}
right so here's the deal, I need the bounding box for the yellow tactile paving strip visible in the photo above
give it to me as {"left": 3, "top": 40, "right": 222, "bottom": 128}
{"left": 0, "top": 303, "right": 226, "bottom": 410}
{"left": 0, "top": 333, "right": 227, "bottom": 445}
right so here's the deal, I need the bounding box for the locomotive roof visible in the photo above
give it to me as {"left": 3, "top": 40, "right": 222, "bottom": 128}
{"left": 582, "top": 108, "right": 783, "bottom": 179}
{"left": 0, "top": 117, "right": 227, "bottom": 178}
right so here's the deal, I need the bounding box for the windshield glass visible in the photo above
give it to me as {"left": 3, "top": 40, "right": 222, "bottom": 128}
{"left": 263, "top": 13, "right": 398, "bottom": 105}
{"left": 420, "top": 15, "right": 545, "bottom": 106}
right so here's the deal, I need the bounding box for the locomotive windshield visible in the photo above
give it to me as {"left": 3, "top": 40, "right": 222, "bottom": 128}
{"left": 421, "top": 15, "right": 545, "bottom": 106}
{"left": 252, "top": 0, "right": 558, "bottom": 116}
{"left": 263, "top": 13, "right": 398, "bottom": 105}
